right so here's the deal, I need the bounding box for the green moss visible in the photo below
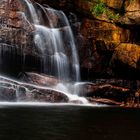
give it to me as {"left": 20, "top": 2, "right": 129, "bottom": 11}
{"left": 90, "top": 0, "right": 120, "bottom": 20}
{"left": 91, "top": 1, "right": 106, "bottom": 16}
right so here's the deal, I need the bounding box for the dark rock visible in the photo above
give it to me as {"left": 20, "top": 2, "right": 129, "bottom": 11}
{"left": 110, "top": 43, "right": 140, "bottom": 79}
{"left": 0, "top": 0, "right": 42, "bottom": 76}
{"left": 79, "top": 83, "right": 131, "bottom": 102}
{"left": 0, "top": 82, "right": 17, "bottom": 101}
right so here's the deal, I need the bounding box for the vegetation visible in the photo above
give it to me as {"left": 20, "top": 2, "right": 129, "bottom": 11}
{"left": 90, "top": 0, "right": 120, "bottom": 20}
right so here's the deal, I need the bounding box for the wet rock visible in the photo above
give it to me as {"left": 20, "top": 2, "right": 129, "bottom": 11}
{"left": 69, "top": 100, "right": 83, "bottom": 104}
{"left": 87, "top": 97, "right": 122, "bottom": 105}
{"left": 24, "top": 88, "right": 69, "bottom": 103}
{"left": 0, "top": 75, "right": 69, "bottom": 103}
{"left": 0, "top": 0, "right": 41, "bottom": 76}
{"left": 20, "top": 72, "right": 61, "bottom": 87}
{"left": 0, "top": 82, "right": 17, "bottom": 101}
{"left": 79, "top": 83, "right": 131, "bottom": 102}
{"left": 0, "top": 87, "right": 16, "bottom": 101}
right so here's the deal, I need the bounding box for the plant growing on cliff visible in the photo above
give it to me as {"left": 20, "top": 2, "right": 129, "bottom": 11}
{"left": 90, "top": 0, "right": 120, "bottom": 20}
{"left": 90, "top": 0, "right": 106, "bottom": 16}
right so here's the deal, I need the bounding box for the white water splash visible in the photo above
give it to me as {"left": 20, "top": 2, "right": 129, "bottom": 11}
{"left": 0, "top": 0, "right": 87, "bottom": 104}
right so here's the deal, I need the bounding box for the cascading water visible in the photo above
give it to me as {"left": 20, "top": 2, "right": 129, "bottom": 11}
{"left": 0, "top": 0, "right": 88, "bottom": 104}
{"left": 22, "top": 0, "right": 80, "bottom": 81}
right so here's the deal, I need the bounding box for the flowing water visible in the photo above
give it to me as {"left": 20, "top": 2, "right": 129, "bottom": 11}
{"left": 23, "top": 0, "right": 81, "bottom": 100}
{"left": 0, "top": 0, "right": 86, "bottom": 103}
{"left": 26, "top": 0, "right": 80, "bottom": 82}
{"left": 0, "top": 1, "right": 139, "bottom": 140}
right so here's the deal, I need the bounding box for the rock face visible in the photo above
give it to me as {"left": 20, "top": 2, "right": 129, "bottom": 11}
{"left": 74, "top": 0, "right": 140, "bottom": 79}
{"left": 110, "top": 43, "right": 140, "bottom": 78}
{"left": 0, "top": 0, "right": 41, "bottom": 76}
{"left": 1, "top": 0, "right": 140, "bottom": 106}
{"left": 0, "top": 73, "right": 140, "bottom": 106}
{"left": 34, "top": 0, "right": 140, "bottom": 80}
{"left": 119, "top": 0, "right": 140, "bottom": 26}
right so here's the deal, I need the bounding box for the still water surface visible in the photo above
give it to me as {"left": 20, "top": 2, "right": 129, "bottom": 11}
{"left": 0, "top": 104, "right": 139, "bottom": 140}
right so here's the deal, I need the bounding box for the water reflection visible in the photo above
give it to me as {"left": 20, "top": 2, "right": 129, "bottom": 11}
{"left": 0, "top": 106, "right": 139, "bottom": 140}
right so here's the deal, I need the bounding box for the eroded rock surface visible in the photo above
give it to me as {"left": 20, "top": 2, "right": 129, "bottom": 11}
{"left": 0, "top": 75, "right": 69, "bottom": 102}
{"left": 0, "top": 0, "right": 42, "bottom": 76}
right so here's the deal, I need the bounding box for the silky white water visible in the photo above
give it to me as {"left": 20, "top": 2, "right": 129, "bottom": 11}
{"left": 1, "top": 0, "right": 87, "bottom": 104}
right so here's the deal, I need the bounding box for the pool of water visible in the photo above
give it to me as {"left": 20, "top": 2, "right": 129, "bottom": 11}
{"left": 0, "top": 104, "right": 139, "bottom": 140}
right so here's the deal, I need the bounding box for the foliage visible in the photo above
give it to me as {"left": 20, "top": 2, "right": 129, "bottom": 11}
{"left": 90, "top": 0, "right": 106, "bottom": 16}
{"left": 90, "top": 0, "right": 120, "bottom": 20}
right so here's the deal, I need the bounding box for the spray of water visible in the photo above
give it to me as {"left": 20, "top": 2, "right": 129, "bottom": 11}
{"left": 0, "top": 0, "right": 88, "bottom": 104}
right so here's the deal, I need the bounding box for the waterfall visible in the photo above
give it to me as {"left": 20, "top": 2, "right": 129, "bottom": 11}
{"left": 23, "top": 0, "right": 80, "bottom": 82}
{"left": 0, "top": 0, "right": 89, "bottom": 104}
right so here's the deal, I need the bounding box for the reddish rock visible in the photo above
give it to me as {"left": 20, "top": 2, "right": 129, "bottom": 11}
{"left": 20, "top": 72, "right": 61, "bottom": 87}
{"left": 87, "top": 97, "right": 122, "bottom": 105}
{"left": 0, "top": 75, "right": 69, "bottom": 103}
{"left": 79, "top": 83, "right": 131, "bottom": 102}
{"left": 25, "top": 88, "right": 69, "bottom": 103}
{"left": 0, "top": 0, "right": 42, "bottom": 76}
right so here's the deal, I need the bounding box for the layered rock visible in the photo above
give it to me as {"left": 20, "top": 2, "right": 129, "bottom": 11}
{"left": 73, "top": 0, "right": 140, "bottom": 79}
{"left": 0, "top": 72, "right": 139, "bottom": 106}
{"left": 110, "top": 43, "right": 140, "bottom": 78}
{"left": 33, "top": 0, "right": 140, "bottom": 80}
{"left": 119, "top": 0, "right": 140, "bottom": 26}
{"left": 0, "top": 0, "right": 41, "bottom": 76}
{"left": 0, "top": 75, "right": 69, "bottom": 102}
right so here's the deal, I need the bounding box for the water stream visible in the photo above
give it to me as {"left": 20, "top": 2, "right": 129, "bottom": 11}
{"left": 0, "top": 0, "right": 88, "bottom": 104}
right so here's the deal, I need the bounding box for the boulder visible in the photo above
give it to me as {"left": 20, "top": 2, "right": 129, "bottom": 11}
{"left": 20, "top": 72, "right": 61, "bottom": 87}
{"left": 0, "top": 75, "right": 69, "bottom": 102}
{"left": 22, "top": 87, "right": 69, "bottom": 103}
